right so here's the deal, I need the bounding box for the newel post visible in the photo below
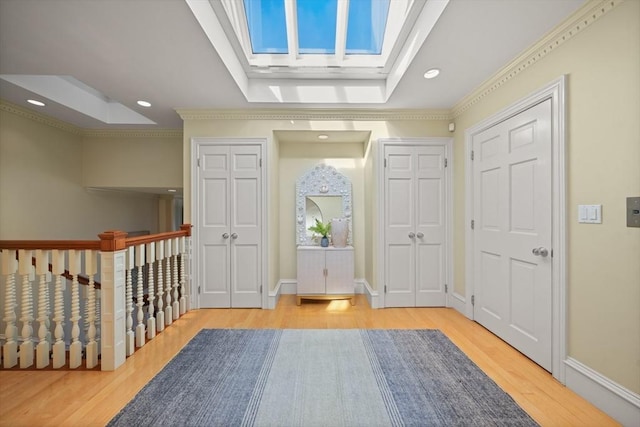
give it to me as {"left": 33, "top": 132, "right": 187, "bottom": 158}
{"left": 99, "top": 230, "right": 128, "bottom": 371}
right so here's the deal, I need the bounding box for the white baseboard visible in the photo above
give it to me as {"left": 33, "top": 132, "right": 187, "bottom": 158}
{"left": 565, "top": 357, "right": 640, "bottom": 426}
{"left": 448, "top": 291, "right": 468, "bottom": 318}
{"left": 360, "top": 279, "right": 380, "bottom": 309}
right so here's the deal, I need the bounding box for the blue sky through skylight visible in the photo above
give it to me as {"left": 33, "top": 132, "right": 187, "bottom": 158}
{"left": 243, "top": 0, "right": 288, "bottom": 54}
{"left": 297, "top": 0, "right": 338, "bottom": 54}
{"left": 243, "top": 0, "right": 391, "bottom": 57}
{"left": 346, "top": 0, "right": 390, "bottom": 54}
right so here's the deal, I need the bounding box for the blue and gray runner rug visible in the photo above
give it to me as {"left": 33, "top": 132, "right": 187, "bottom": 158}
{"left": 108, "top": 329, "right": 538, "bottom": 426}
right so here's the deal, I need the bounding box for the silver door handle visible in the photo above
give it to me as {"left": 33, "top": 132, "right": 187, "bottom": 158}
{"left": 222, "top": 233, "right": 229, "bottom": 239}
{"left": 408, "top": 232, "right": 415, "bottom": 238}
{"left": 416, "top": 232, "right": 424, "bottom": 238}
{"left": 532, "top": 247, "right": 549, "bottom": 257}
{"left": 231, "top": 233, "right": 238, "bottom": 239}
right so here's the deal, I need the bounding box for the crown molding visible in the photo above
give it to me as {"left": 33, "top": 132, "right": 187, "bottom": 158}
{"left": 0, "top": 100, "right": 83, "bottom": 135}
{"left": 451, "top": 0, "right": 624, "bottom": 118}
{"left": 1, "top": 100, "right": 182, "bottom": 138}
{"left": 81, "top": 129, "right": 183, "bottom": 138}
{"left": 176, "top": 108, "right": 453, "bottom": 121}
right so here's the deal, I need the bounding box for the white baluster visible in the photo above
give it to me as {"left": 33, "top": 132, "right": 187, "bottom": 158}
{"left": 18, "top": 249, "right": 34, "bottom": 368}
{"left": 68, "top": 250, "right": 82, "bottom": 369}
{"left": 2, "top": 250, "right": 18, "bottom": 368}
{"left": 164, "top": 239, "right": 173, "bottom": 326}
{"left": 178, "top": 236, "right": 187, "bottom": 315}
{"left": 135, "top": 244, "right": 145, "bottom": 347}
{"left": 125, "top": 247, "right": 135, "bottom": 356}
{"left": 172, "top": 237, "right": 180, "bottom": 320}
{"left": 155, "top": 241, "right": 165, "bottom": 332}
{"left": 51, "top": 250, "right": 66, "bottom": 368}
{"left": 95, "top": 288, "right": 101, "bottom": 354}
{"left": 146, "top": 244, "right": 156, "bottom": 339}
{"left": 35, "top": 250, "right": 50, "bottom": 369}
{"left": 85, "top": 250, "right": 98, "bottom": 369}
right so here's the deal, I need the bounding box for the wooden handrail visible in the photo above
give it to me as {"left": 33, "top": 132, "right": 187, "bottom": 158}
{"left": 0, "top": 240, "right": 100, "bottom": 250}
{"left": 0, "top": 224, "right": 192, "bottom": 252}
{"left": 125, "top": 229, "right": 190, "bottom": 247}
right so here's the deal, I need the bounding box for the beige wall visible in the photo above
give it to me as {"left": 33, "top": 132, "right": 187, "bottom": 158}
{"left": 181, "top": 118, "right": 449, "bottom": 291}
{"left": 0, "top": 109, "right": 160, "bottom": 239}
{"left": 451, "top": 0, "right": 640, "bottom": 393}
{"left": 83, "top": 135, "right": 182, "bottom": 190}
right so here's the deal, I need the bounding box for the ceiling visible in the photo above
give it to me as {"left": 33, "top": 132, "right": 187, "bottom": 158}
{"left": 0, "top": 0, "right": 586, "bottom": 130}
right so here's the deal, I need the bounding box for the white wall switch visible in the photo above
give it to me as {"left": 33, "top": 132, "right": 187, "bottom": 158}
{"left": 578, "top": 204, "right": 602, "bottom": 224}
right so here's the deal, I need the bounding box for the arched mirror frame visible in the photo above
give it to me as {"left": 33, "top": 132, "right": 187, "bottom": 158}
{"left": 296, "top": 164, "right": 352, "bottom": 246}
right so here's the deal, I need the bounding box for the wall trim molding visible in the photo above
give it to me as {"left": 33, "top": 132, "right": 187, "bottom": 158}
{"left": 176, "top": 108, "right": 452, "bottom": 122}
{"left": 0, "top": 100, "right": 82, "bottom": 135}
{"left": 448, "top": 291, "right": 466, "bottom": 316}
{"left": 361, "top": 279, "right": 380, "bottom": 309}
{"left": 82, "top": 129, "right": 182, "bottom": 138}
{"left": 452, "top": 0, "right": 623, "bottom": 117}
{"left": 1, "top": 100, "right": 182, "bottom": 138}
{"left": 565, "top": 357, "right": 640, "bottom": 426}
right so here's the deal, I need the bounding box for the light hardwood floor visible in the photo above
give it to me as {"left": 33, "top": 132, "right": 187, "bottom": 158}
{"left": 0, "top": 295, "right": 619, "bottom": 427}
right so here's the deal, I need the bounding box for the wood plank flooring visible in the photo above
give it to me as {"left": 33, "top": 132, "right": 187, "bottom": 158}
{"left": 0, "top": 295, "right": 619, "bottom": 426}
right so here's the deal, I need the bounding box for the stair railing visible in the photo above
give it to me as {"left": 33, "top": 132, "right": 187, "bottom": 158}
{"left": 0, "top": 224, "right": 192, "bottom": 371}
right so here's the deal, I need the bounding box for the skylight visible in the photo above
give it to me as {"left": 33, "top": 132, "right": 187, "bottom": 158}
{"left": 186, "top": 0, "right": 449, "bottom": 103}
{"left": 243, "top": 0, "right": 287, "bottom": 54}
{"left": 242, "top": 0, "right": 391, "bottom": 57}
{"left": 346, "top": 0, "right": 390, "bottom": 55}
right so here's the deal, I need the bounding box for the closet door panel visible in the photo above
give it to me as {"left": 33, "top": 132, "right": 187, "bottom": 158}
{"left": 230, "top": 145, "right": 262, "bottom": 307}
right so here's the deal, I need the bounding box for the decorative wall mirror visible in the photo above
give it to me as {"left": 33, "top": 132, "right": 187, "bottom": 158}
{"left": 296, "top": 164, "right": 352, "bottom": 246}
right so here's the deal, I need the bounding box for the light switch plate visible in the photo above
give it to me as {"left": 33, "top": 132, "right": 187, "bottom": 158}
{"left": 578, "top": 204, "right": 602, "bottom": 224}
{"left": 627, "top": 197, "right": 640, "bottom": 227}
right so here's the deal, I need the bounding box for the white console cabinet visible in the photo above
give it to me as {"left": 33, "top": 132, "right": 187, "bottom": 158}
{"left": 296, "top": 246, "right": 354, "bottom": 305}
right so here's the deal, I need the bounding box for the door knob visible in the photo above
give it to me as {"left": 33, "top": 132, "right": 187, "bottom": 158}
{"left": 416, "top": 232, "right": 424, "bottom": 238}
{"left": 222, "top": 233, "right": 229, "bottom": 239}
{"left": 231, "top": 233, "right": 238, "bottom": 239}
{"left": 408, "top": 232, "right": 415, "bottom": 238}
{"left": 532, "top": 247, "right": 549, "bottom": 257}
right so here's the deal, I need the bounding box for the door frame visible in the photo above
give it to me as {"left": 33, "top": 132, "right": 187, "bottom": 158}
{"left": 190, "top": 137, "right": 269, "bottom": 309}
{"left": 464, "top": 76, "right": 567, "bottom": 382}
{"left": 377, "top": 137, "right": 454, "bottom": 309}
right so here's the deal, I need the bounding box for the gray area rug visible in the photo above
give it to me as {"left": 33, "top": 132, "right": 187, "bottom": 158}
{"left": 108, "top": 329, "right": 538, "bottom": 426}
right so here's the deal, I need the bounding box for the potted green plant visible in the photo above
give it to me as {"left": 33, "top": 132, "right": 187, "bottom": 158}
{"left": 308, "top": 218, "right": 331, "bottom": 247}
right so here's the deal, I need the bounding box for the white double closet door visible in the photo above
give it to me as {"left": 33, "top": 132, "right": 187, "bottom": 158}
{"left": 196, "top": 143, "right": 262, "bottom": 308}
{"left": 384, "top": 144, "right": 447, "bottom": 307}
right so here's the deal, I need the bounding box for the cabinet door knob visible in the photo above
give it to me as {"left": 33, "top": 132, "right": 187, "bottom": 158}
{"left": 231, "top": 233, "right": 238, "bottom": 239}
{"left": 222, "top": 233, "right": 229, "bottom": 239}
{"left": 416, "top": 232, "right": 424, "bottom": 238}
{"left": 408, "top": 232, "right": 415, "bottom": 238}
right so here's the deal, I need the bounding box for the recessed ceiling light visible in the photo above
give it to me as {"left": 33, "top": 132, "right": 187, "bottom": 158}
{"left": 423, "top": 68, "right": 440, "bottom": 79}
{"left": 137, "top": 100, "right": 151, "bottom": 107}
{"left": 27, "top": 99, "right": 45, "bottom": 107}
{"left": 318, "top": 134, "right": 329, "bottom": 140}
{"left": 167, "top": 189, "right": 177, "bottom": 193}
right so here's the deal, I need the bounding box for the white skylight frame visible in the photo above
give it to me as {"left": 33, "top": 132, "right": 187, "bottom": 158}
{"left": 186, "top": 0, "right": 449, "bottom": 103}
{"left": 221, "top": 0, "right": 415, "bottom": 73}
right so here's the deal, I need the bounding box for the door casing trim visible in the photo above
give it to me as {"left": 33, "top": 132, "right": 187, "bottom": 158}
{"left": 464, "top": 76, "right": 567, "bottom": 382}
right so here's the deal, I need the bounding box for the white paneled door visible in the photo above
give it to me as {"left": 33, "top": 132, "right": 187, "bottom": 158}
{"left": 384, "top": 144, "right": 447, "bottom": 307}
{"left": 197, "top": 144, "right": 262, "bottom": 308}
{"left": 472, "top": 99, "right": 552, "bottom": 371}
